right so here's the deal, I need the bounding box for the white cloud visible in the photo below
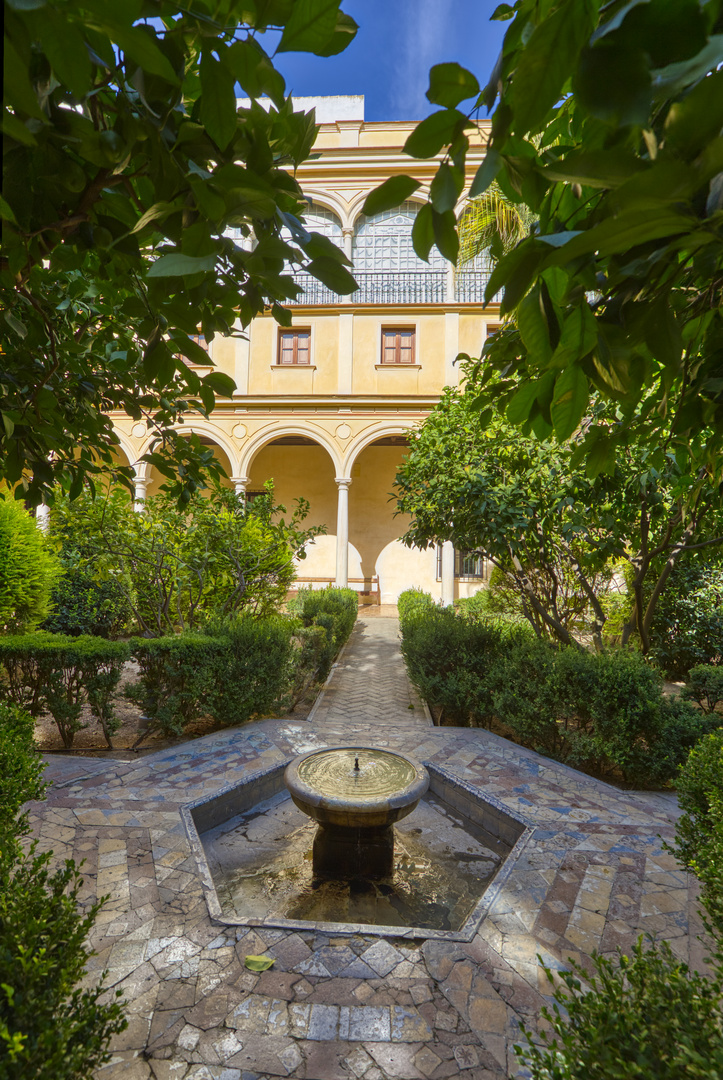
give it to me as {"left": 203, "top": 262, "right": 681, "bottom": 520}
{"left": 386, "top": 0, "right": 454, "bottom": 119}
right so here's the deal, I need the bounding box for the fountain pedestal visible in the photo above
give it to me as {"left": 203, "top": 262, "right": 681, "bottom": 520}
{"left": 284, "top": 747, "right": 429, "bottom": 881}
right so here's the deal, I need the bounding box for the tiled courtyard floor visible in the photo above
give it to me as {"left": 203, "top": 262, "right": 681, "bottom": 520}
{"left": 30, "top": 617, "right": 705, "bottom": 1080}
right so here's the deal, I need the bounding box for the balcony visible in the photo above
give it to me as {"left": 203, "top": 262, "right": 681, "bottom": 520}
{"left": 287, "top": 267, "right": 491, "bottom": 306}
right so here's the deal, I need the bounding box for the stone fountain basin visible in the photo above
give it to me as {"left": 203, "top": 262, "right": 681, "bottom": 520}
{"left": 284, "top": 746, "right": 429, "bottom": 830}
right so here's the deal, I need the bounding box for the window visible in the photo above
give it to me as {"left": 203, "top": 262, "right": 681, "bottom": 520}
{"left": 353, "top": 201, "right": 447, "bottom": 272}
{"left": 436, "top": 546, "right": 488, "bottom": 581}
{"left": 381, "top": 328, "right": 415, "bottom": 365}
{"left": 278, "top": 328, "right": 311, "bottom": 365}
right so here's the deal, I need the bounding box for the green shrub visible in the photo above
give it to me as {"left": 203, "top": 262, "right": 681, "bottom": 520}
{"left": 486, "top": 638, "right": 561, "bottom": 753}
{"left": 0, "top": 702, "right": 46, "bottom": 837}
{"left": 682, "top": 664, "right": 723, "bottom": 715}
{"left": 208, "top": 616, "right": 295, "bottom": 727}
{"left": 669, "top": 730, "right": 723, "bottom": 933}
{"left": 397, "top": 587, "right": 437, "bottom": 624}
{"left": 0, "top": 704, "right": 127, "bottom": 1077}
{"left": 399, "top": 605, "right": 709, "bottom": 783}
{"left": 456, "top": 589, "right": 535, "bottom": 639}
{"left": 648, "top": 560, "right": 723, "bottom": 678}
{"left": 552, "top": 648, "right": 707, "bottom": 785}
{"left": 288, "top": 622, "right": 330, "bottom": 710}
{"left": 0, "top": 499, "right": 62, "bottom": 633}
{"left": 515, "top": 936, "right": 723, "bottom": 1080}
{"left": 128, "top": 633, "right": 223, "bottom": 737}
{"left": 43, "top": 566, "right": 130, "bottom": 638}
{"left": 0, "top": 634, "right": 131, "bottom": 747}
{"left": 401, "top": 605, "right": 516, "bottom": 725}
{"left": 131, "top": 619, "right": 296, "bottom": 735}
{"left": 288, "top": 586, "right": 357, "bottom": 680}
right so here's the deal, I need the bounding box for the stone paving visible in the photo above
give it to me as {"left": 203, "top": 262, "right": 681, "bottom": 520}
{"left": 29, "top": 617, "right": 706, "bottom": 1080}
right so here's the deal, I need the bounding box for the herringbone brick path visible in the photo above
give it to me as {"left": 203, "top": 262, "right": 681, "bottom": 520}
{"left": 309, "top": 617, "right": 432, "bottom": 735}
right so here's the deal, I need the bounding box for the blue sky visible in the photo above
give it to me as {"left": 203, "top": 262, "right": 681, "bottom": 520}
{"left": 271, "top": 1, "right": 507, "bottom": 121}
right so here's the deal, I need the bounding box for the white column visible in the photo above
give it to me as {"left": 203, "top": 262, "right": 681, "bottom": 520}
{"left": 446, "top": 263, "right": 456, "bottom": 303}
{"left": 441, "top": 540, "right": 455, "bottom": 606}
{"left": 231, "top": 476, "right": 249, "bottom": 497}
{"left": 35, "top": 503, "right": 50, "bottom": 533}
{"left": 341, "top": 228, "right": 353, "bottom": 305}
{"left": 335, "top": 478, "right": 352, "bottom": 587}
{"left": 133, "top": 475, "right": 148, "bottom": 511}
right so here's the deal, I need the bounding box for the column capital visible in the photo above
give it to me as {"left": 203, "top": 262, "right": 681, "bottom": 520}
{"left": 231, "top": 475, "right": 250, "bottom": 490}
{"left": 335, "top": 476, "right": 352, "bottom": 489}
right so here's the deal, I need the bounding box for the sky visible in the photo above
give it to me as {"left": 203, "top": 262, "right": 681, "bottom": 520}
{"left": 270, "top": 1, "right": 508, "bottom": 122}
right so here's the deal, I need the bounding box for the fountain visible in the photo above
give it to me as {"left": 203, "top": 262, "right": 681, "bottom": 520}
{"left": 284, "top": 746, "right": 430, "bottom": 879}
{"left": 186, "top": 751, "right": 529, "bottom": 937}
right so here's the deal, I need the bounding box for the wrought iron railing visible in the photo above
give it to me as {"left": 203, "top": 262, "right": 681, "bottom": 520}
{"left": 454, "top": 269, "right": 492, "bottom": 303}
{"left": 287, "top": 267, "right": 492, "bottom": 305}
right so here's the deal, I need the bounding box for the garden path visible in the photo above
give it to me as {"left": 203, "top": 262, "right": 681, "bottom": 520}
{"left": 29, "top": 615, "right": 701, "bottom": 1080}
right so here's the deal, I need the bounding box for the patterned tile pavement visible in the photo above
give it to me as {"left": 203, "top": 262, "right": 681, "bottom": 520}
{"left": 29, "top": 617, "right": 707, "bottom": 1080}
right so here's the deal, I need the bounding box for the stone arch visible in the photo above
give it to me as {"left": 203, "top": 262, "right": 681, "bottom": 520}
{"left": 347, "top": 189, "right": 428, "bottom": 229}
{"left": 301, "top": 193, "right": 349, "bottom": 231}
{"left": 110, "top": 428, "right": 137, "bottom": 469}
{"left": 134, "top": 425, "right": 241, "bottom": 497}
{"left": 342, "top": 422, "right": 417, "bottom": 475}
{"left": 240, "top": 423, "right": 342, "bottom": 477}
{"left": 136, "top": 423, "right": 241, "bottom": 477}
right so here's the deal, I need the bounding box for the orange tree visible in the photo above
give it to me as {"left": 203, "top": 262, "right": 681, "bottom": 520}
{"left": 366, "top": 0, "right": 723, "bottom": 485}
{"left": 2, "top": 0, "right": 358, "bottom": 505}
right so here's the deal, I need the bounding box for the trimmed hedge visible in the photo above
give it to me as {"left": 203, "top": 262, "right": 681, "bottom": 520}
{"left": 399, "top": 605, "right": 713, "bottom": 784}
{"left": 287, "top": 586, "right": 357, "bottom": 680}
{"left": 129, "top": 618, "right": 296, "bottom": 736}
{"left": 0, "top": 633, "right": 131, "bottom": 747}
{"left": 397, "top": 588, "right": 437, "bottom": 624}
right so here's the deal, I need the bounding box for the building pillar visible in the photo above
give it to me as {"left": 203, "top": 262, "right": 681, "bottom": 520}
{"left": 35, "top": 503, "right": 50, "bottom": 533}
{"left": 231, "top": 476, "right": 249, "bottom": 498}
{"left": 335, "top": 478, "right": 352, "bottom": 587}
{"left": 441, "top": 540, "right": 455, "bottom": 606}
{"left": 446, "top": 263, "right": 456, "bottom": 303}
{"left": 341, "top": 228, "right": 354, "bottom": 305}
{"left": 133, "top": 474, "right": 148, "bottom": 511}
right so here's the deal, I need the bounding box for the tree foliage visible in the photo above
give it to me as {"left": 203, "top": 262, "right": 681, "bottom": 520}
{"left": 0, "top": 497, "right": 62, "bottom": 633}
{"left": 50, "top": 483, "right": 324, "bottom": 635}
{"left": 372, "top": 0, "right": 723, "bottom": 478}
{"left": 2, "top": 0, "right": 358, "bottom": 505}
{"left": 394, "top": 380, "right": 723, "bottom": 650}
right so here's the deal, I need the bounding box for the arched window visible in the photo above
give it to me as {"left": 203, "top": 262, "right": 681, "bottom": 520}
{"left": 352, "top": 201, "right": 447, "bottom": 272}
{"left": 302, "top": 204, "right": 343, "bottom": 241}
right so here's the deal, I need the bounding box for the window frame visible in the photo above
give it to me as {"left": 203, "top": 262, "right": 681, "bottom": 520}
{"left": 380, "top": 326, "right": 416, "bottom": 365}
{"left": 277, "top": 327, "right": 312, "bottom": 366}
{"left": 436, "top": 546, "right": 488, "bottom": 582}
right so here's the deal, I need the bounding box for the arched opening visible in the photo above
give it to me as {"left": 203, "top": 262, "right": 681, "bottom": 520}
{"left": 144, "top": 435, "right": 234, "bottom": 499}
{"left": 346, "top": 434, "right": 433, "bottom": 604}
{"left": 247, "top": 435, "right": 342, "bottom": 584}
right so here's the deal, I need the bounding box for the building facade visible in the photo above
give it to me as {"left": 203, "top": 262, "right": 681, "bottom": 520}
{"left": 111, "top": 98, "right": 499, "bottom": 605}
